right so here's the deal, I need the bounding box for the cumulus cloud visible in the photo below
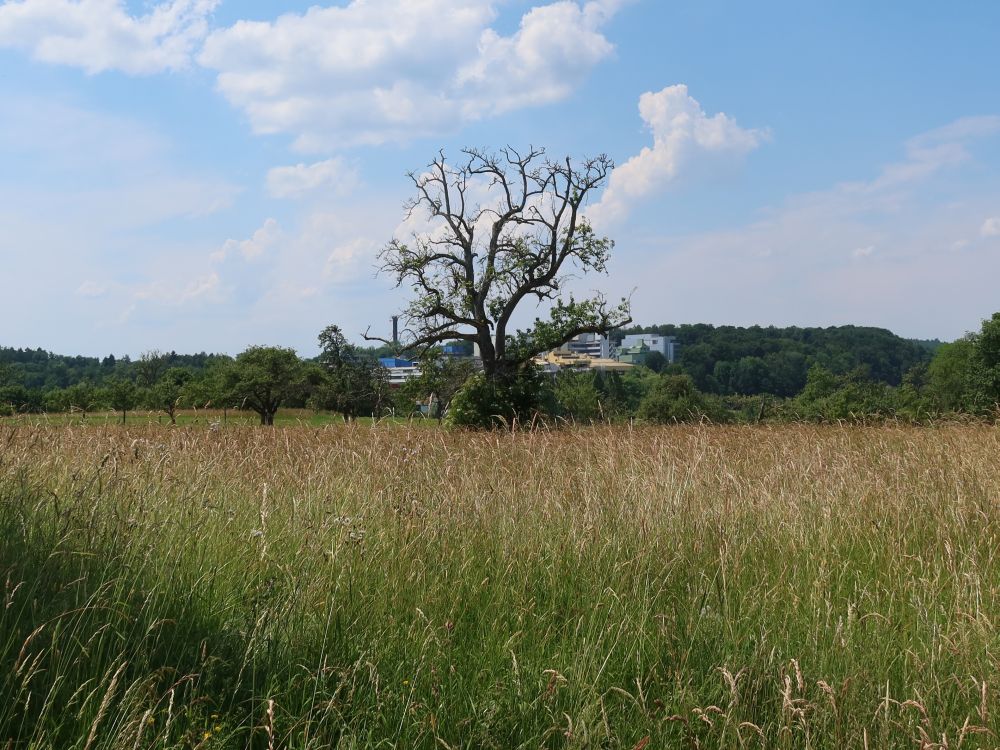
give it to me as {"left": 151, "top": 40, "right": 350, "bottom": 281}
{"left": 212, "top": 217, "right": 281, "bottom": 261}
{"left": 611, "top": 116, "right": 1000, "bottom": 340}
{"left": 198, "top": 0, "right": 625, "bottom": 150}
{"left": 982, "top": 217, "right": 1000, "bottom": 237}
{"left": 591, "top": 85, "right": 767, "bottom": 224}
{"left": 0, "top": 0, "right": 219, "bottom": 74}
{"left": 323, "top": 237, "right": 378, "bottom": 282}
{"left": 267, "top": 158, "right": 359, "bottom": 199}
{"left": 133, "top": 272, "right": 221, "bottom": 306}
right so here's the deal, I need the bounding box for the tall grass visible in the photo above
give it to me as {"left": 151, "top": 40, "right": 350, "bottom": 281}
{"left": 1, "top": 423, "right": 999, "bottom": 748}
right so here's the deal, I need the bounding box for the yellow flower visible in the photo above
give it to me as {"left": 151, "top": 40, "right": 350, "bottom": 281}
{"left": 203, "top": 731, "right": 212, "bottom": 740}
{"left": 402, "top": 679, "right": 410, "bottom": 686}
{"left": 214, "top": 725, "right": 222, "bottom": 732}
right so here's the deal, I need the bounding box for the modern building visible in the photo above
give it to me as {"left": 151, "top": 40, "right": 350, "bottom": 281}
{"left": 534, "top": 350, "right": 633, "bottom": 373}
{"left": 562, "top": 332, "right": 611, "bottom": 359}
{"left": 616, "top": 342, "right": 647, "bottom": 366}
{"left": 378, "top": 357, "right": 420, "bottom": 387}
{"left": 618, "top": 333, "right": 679, "bottom": 363}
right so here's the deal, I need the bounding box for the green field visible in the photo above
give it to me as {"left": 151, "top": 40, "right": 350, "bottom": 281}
{"left": 2, "top": 423, "right": 1000, "bottom": 748}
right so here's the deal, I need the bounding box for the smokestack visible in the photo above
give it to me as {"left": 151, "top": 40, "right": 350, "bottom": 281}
{"left": 391, "top": 315, "right": 399, "bottom": 346}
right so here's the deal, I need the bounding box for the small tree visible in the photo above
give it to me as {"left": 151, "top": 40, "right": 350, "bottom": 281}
{"left": 135, "top": 350, "right": 171, "bottom": 388}
{"left": 375, "top": 147, "right": 630, "bottom": 424}
{"left": 637, "top": 374, "right": 723, "bottom": 424}
{"left": 926, "top": 338, "right": 983, "bottom": 414}
{"left": 64, "top": 380, "right": 100, "bottom": 418}
{"left": 148, "top": 368, "right": 193, "bottom": 425}
{"left": 185, "top": 360, "right": 238, "bottom": 424}
{"left": 312, "top": 326, "right": 389, "bottom": 421}
{"left": 974, "top": 311, "right": 1000, "bottom": 410}
{"left": 224, "top": 346, "right": 305, "bottom": 426}
{"left": 107, "top": 377, "right": 138, "bottom": 425}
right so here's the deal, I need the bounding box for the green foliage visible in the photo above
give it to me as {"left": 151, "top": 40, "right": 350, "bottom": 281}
{"left": 791, "top": 364, "right": 899, "bottom": 422}
{"left": 925, "top": 338, "right": 985, "bottom": 414}
{"left": 63, "top": 379, "right": 101, "bottom": 416}
{"left": 637, "top": 374, "right": 725, "bottom": 424}
{"left": 552, "top": 371, "right": 602, "bottom": 423}
{"left": 223, "top": 347, "right": 307, "bottom": 426}
{"left": 446, "top": 369, "right": 552, "bottom": 429}
{"left": 400, "top": 349, "right": 476, "bottom": 421}
{"left": 312, "top": 326, "right": 389, "bottom": 420}
{"left": 975, "top": 311, "right": 1000, "bottom": 407}
{"left": 505, "top": 296, "right": 632, "bottom": 367}
{"left": 642, "top": 350, "right": 667, "bottom": 373}
{"left": 146, "top": 367, "right": 193, "bottom": 425}
{"left": 616, "top": 323, "right": 930, "bottom": 396}
{"left": 106, "top": 377, "right": 139, "bottom": 424}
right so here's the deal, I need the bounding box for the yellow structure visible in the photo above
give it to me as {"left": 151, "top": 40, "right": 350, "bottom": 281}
{"left": 533, "top": 350, "right": 634, "bottom": 373}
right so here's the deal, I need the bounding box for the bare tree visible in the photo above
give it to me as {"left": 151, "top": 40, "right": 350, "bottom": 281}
{"left": 373, "top": 147, "right": 631, "bottom": 379}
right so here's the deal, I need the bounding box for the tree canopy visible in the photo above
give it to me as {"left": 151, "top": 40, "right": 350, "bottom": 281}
{"left": 377, "top": 147, "right": 631, "bottom": 379}
{"left": 223, "top": 347, "right": 306, "bottom": 426}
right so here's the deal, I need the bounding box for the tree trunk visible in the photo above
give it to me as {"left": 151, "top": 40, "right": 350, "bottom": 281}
{"left": 121, "top": 408, "right": 126, "bottom": 425}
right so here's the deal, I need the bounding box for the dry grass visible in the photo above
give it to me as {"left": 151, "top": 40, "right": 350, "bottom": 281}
{"left": 2, "top": 423, "right": 1000, "bottom": 748}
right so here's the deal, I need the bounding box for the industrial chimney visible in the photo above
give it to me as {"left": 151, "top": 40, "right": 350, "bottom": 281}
{"left": 391, "top": 315, "right": 399, "bottom": 346}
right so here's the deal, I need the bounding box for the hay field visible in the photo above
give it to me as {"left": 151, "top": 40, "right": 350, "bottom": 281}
{"left": 2, "top": 423, "right": 999, "bottom": 748}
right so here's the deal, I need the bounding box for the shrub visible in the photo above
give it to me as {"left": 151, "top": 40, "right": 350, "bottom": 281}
{"left": 446, "top": 369, "right": 551, "bottom": 429}
{"left": 637, "top": 374, "right": 725, "bottom": 424}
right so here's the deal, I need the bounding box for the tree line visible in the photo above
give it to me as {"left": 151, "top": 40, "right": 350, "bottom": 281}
{"left": 613, "top": 323, "right": 936, "bottom": 395}
{"left": 1, "top": 313, "right": 998, "bottom": 425}
{"left": 0, "top": 327, "right": 390, "bottom": 425}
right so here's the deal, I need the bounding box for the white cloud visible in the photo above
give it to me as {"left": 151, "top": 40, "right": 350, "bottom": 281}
{"left": 591, "top": 84, "right": 767, "bottom": 224}
{"left": 982, "top": 217, "right": 1000, "bottom": 237}
{"left": 75, "top": 280, "right": 107, "bottom": 297}
{"left": 133, "top": 272, "right": 221, "bottom": 306}
{"left": 610, "top": 116, "right": 1000, "bottom": 340}
{"left": 455, "top": 1, "right": 617, "bottom": 118}
{"left": 0, "top": 0, "right": 219, "bottom": 74}
{"left": 212, "top": 217, "right": 281, "bottom": 261}
{"left": 324, "top": 237, "right": 378, "bottom": 282}
{"left": 267, "top": 158, "right": 359, "bottom": 199}
{"left": 199, "top": 0, "right": 625, "bottom": 150}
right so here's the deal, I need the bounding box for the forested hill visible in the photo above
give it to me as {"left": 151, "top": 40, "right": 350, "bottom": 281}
{"left": 3, "top": 323, "right": 934, "bottom": 399}
{"left": 614, "top": 324, "right": 935, "bottom": 397}
{"left": 0, "top": 349, "right": 231, "bottom": 390}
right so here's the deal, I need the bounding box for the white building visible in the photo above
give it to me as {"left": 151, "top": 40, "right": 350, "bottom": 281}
{"left": 619, "top": 334, "right": 679, "bottom": 363}
{"left": 562, "top": 332, "right": 610, "bottom": 359}
{"left": 379, "top": 357, "right": 420, "bottom": 387}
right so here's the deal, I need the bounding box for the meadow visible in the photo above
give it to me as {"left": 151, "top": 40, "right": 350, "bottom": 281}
{"left": 2, "top": 421, "right": 999, "bottom": 748}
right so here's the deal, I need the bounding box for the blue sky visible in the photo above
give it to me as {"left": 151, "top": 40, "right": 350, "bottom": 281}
{"left": 1, "top": 0, "right": 999, "bottom": 357}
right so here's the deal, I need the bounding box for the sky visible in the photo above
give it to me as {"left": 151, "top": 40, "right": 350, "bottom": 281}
{"left": 1, "top": 0, "right": 999, "bottom": 357}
